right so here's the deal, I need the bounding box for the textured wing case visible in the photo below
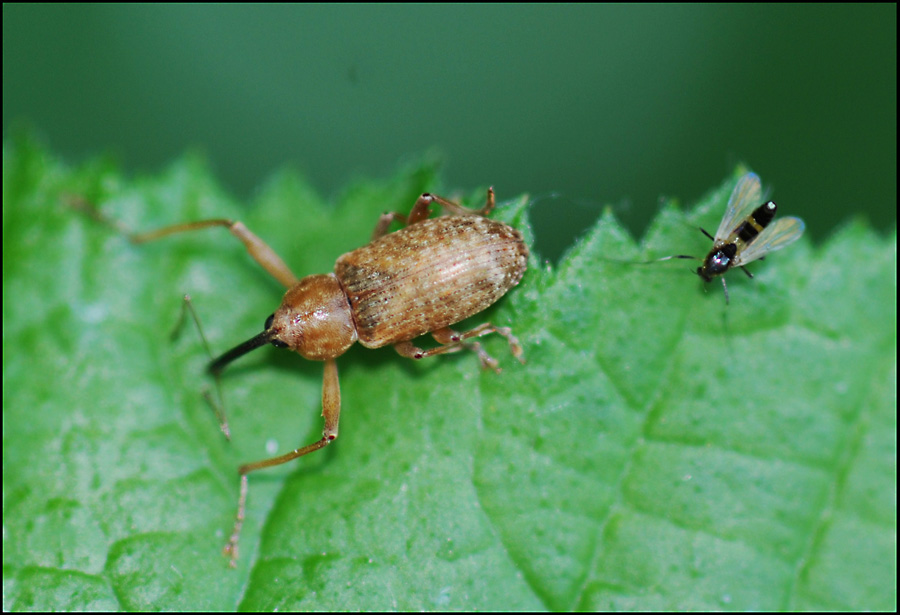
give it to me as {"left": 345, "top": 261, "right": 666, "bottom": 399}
{"left": 334, "top": 216, "right": 528, "bottom": 348}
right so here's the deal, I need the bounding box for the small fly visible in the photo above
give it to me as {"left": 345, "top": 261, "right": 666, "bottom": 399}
{"left": 661, "top": 173, "right": 805, "bottom": 303}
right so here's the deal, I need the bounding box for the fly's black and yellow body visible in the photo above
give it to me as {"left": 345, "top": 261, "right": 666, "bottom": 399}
{"left": 698, "top": 199, "right": 778, "bottom": 282}
{"left": 664, "top": 173, "right": 805, "bottom": 302}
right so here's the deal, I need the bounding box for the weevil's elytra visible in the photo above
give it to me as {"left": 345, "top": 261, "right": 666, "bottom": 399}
{"left": 335, "top": 215, "right": 528, "bottom": 348}
{"left": 124, "top": 187, "right": 528, "bottom": 565}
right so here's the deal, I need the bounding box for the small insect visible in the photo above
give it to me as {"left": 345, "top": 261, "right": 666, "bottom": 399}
{"left": 125, "top": 188, "right": 528, "bottom": 565}
{"left": 660, "top": 173, "right": 805, "bottom": 303}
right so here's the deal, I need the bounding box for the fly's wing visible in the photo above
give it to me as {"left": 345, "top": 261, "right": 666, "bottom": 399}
{"left": 715, "top": 173, "right": 763, "bottom": 241}
{"left": 734, "top": 216, "right": 805, "bottom": 266}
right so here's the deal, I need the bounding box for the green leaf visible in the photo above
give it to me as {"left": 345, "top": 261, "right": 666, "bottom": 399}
{"left": 3, "top": 133, "right": 895, "bottom": 611}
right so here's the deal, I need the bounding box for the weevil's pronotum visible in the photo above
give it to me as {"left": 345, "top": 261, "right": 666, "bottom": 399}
{"left": 657, "top": 172, "right": 805, "bottom": 303}
{"left": 128, "top": 188, "right": 528, "bottom": 564}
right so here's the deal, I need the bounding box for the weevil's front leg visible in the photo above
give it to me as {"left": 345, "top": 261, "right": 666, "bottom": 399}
{"left": 223, "top": 359, "right": 341, "bottom": 566}
{"left": 371, "top": 188, "right": 496, "bottom": 240}
{"left": 70, "top": 197, "right": 299, "bottom": 287}
{"left": 393, "top": 323, "right": 525, "bottom": 373}
{"left": 131, "top": 220, "right": 300, "bottom": 289}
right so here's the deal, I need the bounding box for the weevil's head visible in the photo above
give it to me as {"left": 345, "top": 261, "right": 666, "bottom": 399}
{"left": 265, "top": 274, "right": 358, "bottom": 361}
{"left": 208, "top": 274, "right": 357, "bottom": 376}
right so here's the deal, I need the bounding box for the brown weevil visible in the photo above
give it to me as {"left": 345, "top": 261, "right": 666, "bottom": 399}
{"left": 128, "top": 188, "right": 528, "bottom": 564}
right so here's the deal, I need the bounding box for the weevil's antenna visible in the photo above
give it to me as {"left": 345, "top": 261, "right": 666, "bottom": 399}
{"left": 169, "top": 296, "right": 239, "bottom": 440}
{"left": 208, "top": 330, "right": 274, "bottom": 377}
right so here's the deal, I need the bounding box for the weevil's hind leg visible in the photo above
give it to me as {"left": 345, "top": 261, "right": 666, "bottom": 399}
{"left": 371, "top": 193, "right": 436, "bottom": 239}
{"left": 433, "top": 324, "right": 524, "bottom": 371}
{"left": 393, "top": 323, "right": 525, "bottom": 373}
{"left": 171, "top": 295, "right": 232, "bottom": 439}
{"left": 223, "top": 359, "right": 341, "bottom": 567}
{"left": 131, "top": 220, "right": 299, "bottom": 289}
{"left": 371, "top": 211, "right": 409, "bottom": 241}
{"left": 371, "top": 188, "right": 497, "bottom": 240}
{"left": 430, "top": 187, "right": 495, "bottom": 217}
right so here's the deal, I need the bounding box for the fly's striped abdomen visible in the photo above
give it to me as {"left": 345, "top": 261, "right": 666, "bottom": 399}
{"left": 728, "top": 201, "right": 777, "bottom": 251}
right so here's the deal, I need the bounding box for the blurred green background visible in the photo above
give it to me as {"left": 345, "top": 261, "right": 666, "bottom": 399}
{"left": 3, "top": 4, "right": 896, "bottom": 259}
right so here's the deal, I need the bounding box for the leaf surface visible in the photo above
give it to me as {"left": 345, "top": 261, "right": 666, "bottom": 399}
{"left": 3, "top": 135, "right": 895, "bottom": 610}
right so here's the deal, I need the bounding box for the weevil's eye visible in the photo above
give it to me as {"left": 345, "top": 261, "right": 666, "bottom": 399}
{"left": 264, "top": 313, "right": 275, "bottom": 330}
{"left": 271, "top": 339, "right": 288, "bottom": 349}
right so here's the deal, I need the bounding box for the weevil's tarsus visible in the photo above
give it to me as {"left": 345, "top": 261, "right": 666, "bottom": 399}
{"left": 223, "top": 473, "right": 248, "bottom": 568}
{"left": 200, "top": 388, "right": 231, "bottom": 440}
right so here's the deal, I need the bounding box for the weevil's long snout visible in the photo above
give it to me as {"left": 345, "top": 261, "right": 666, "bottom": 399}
{"left": 208, "top": 328, "right": 275, "bottom": 376}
